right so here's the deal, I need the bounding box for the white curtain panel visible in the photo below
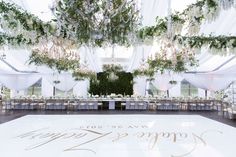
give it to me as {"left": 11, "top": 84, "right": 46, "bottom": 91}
{"left": 152, "top": 74, "right": 183, "bottom": 91}
{"left": 73, "top": 79, "right": 90, "bottom": 97}
{"left": 0, "top": 74, "right": 41, "bottom": 91}
{"left": 133, "top": 76, "right": 147, "bottom": 96}
{"left": 199, "top": 8, "right": 236, "bottom": 36}
{"left": 43, "top": 73, "right": 77, "bottom": 92}
{"left": 141, "top": 0, "right": 168, "bottom": 27}
{"left": 127, "top": 44, "right": 152, "bottom": 72}
{"left": 41, "top": 77, "right": 54, "bottom": 97}
{"left": 0, "top": 60, "right": 22, "bottom": 75}
{"left": 212, "top": 63, "right": 236, "bottom": 76}
{"left": 184, "top": 74, "right": 233, "bottom": 91}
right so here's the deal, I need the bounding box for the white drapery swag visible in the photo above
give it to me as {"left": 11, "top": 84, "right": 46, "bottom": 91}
{"left": 0, "top": 74, "right": 41, "bottom": 91}
{"left": 73, "top": 79, "right": 90, "bottom": 98}
{"left": 184, "top": 74, "right": 233, "bottom": 91}
{"left": 41, "top": 77, "right": 54, "bottom": 97}
{"left": 133, "top": 76, "right": 147, "bottom": 96}
{"left": 151, "top": 74, "right": 183, "bottom": 91}
{"left": 43, "top": 73, "right": 77, "bottom": 92}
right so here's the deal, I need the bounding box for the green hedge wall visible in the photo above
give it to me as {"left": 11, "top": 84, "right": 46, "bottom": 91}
{"left": 89, "top": 72, "right": 133, "bottom": 95}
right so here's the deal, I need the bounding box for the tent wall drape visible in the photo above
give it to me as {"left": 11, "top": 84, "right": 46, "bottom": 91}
{"left": 151, "top": 74, "right": 183, "bottom": 91}
{"left": 73, "top": 80, "right": 90, "bottom": 97}
{"left": 0, "top": 74, "right": 41, "bottom": 91}
{"left": 41, "top": 77, "right": 54, "bottom": 97}
{"left": 133, "top": 76, "right": 147, "bottom": 96}
{"left": 43, "top": 73, "right": 77, "bottom": 92}
{"left": 169, "top": 82, "right": 181, "bottom": 97}
{"left": 184, "top": 74, "right": 233, "bottom": 91}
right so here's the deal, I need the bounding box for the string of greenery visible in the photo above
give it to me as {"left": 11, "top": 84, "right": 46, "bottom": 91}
{"left": 0, "top": 0, "right": 235, "bottom": 77}
{"left": 0, "top": 1, "right": 55, "bottom": 42}
{"left": 72, "top": 70, "right": 96, "bottom": 81}
{"left": 54, "top": 0, "right": 139, "bottom": 47}
{"left": 0, "top": 33, "right": 34, "bottom": 46}
{"left": 103, "top": 64, "right": 123, "bottom": 73}
{"left": 28, "top": 51, "right": 79, "bottom": 72}
{"left": 138, "top": 0, "right": 219, "bottom": 40}
{"left": 133, "top": 52, "right": 198, "bottom": 78}
{"left": 0, "top": 0, "right": 233, "bottom": 50}
{"left": 174, "top": 35, "right": 236, "bottom": 51}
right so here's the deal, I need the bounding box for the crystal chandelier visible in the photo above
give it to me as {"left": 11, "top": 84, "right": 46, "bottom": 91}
{"left": 108, "top": 70, "right": 119, "bottom": 82}
{"left": 32, "top": 37, "right": 80, "bottom": 61}
{"left": 72, "top": 56, "right": 96, "bottom": 80}
{"left": 80, "top": 61, "right": 95, "bottom": 76}
{"left": 138, "top": 48, "right": 149, "bottom": 72}
{"left": 107, "top": 46, "right": 119, "bottom": 82}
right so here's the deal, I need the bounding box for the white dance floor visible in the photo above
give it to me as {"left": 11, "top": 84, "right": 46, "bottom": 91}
{"left": 0, "top": 115, "right": 235, "bottom": 157}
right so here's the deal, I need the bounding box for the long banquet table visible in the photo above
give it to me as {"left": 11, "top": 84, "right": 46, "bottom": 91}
{"left": 1, "top": 97, "right": 228, "bottom": 112}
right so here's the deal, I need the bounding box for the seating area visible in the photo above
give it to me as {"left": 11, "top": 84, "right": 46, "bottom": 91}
{"left": 2, "top": 97, "right": 227, "bottom": 112}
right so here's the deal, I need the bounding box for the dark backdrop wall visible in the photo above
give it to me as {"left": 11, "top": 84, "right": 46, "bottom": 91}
{"left": 89, "top": 72, "right": 133, "bottom": 95}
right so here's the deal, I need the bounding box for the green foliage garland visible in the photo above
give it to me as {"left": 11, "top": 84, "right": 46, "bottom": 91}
{"left": 28, "top": 51, "right": 79, "bottom": 72}
{"left": 133, "top": 68, "right": 155, "bottom": 78}
{"left": 0, "top": 33, "right": 33, "bottom": 46}
{"left": 1, "top": 0, "right": 236, "bottom": 76}
{"left": 72, "top": 70, "right": 96, "bottom": 81}
{"left": 147, "top": 53, "right": 198, "bottom": 74}
{"left": 0, "top": 1, "right": 55, "bottom": 43}
{"left": 175, "top": 35, "right": 236, "bottom": 53}
{"left": 138, "top": 13, "right": 185, "bottom": 40}
{"left": 133, "top": 49, "right": 198, "bottom": 77}
{"left": 102, "top": 64, "right": 123, "bottom": 73}
{"left": 54, "top": 0, "right": 139, "bottom": 47}
{"left": 138, "top": 0, "right": 219, "bottom": 40}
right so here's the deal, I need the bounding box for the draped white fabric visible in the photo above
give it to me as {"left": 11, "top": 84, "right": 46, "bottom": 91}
{"left": 211, "top": 64, "right": 236, "bottom": 76}
{"left": 151, "top": 74, "right": 183, "bottom": 91}
{"left": 73, "top": 80, "right": 90, "bottom": 97}
{"left": 43, "top": 73, "right": 77, "bottom": 92}
{"left": 184, "top": 74, "right": 233, "bottom": 91}
{"left": 41, "top": 77, "right": 53, "bottom": 97}
{"left": 133, "top": 76, "right": 147, "bottom": 96}
{"left": 0, "top": 74, "right": 41, "bottom": 91}
{"left": 0, "top": 60, "right": 21, "bottom": 74}
{"left": 200, "top": 7, "right": 236, "bottom": 36}
{"left": 127, "top": 45, "right": 152, "bottom": 72}
{"left": 169, "top": 82, "right": 181, "bottom": 97}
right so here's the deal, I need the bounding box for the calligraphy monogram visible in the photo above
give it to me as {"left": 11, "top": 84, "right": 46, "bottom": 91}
{"left": 14, "top": 127, "right": 222, "bottom": 157}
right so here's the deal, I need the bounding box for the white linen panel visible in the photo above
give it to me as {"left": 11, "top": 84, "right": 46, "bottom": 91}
{"left": 211, "top": 63, "right": 236, "bottom": 76}
{"left": 184, "top": 74, "right": 233, "bottom": 91}
{"left": 152, "top": 74, "right": 183, "bottom": 91}
{"left": 169, "top": 82, "right": 181, "bottom": 97}
{"left": 0, "top": 74, "right": 41, "bottom": 91}
{"left": 73, "top": 79, "right": 89, "bottom": 97}
{"left": 43, "top": 73, "right": 77, "bottom": 92}
{"left": 133, "top": 76, "right": 147, "bottom": 96}
{"left": 127, "top": 45, "right": 152, "bottom": 72}
{"left": 41, "top": 77, "right": 54, "bottom": 97}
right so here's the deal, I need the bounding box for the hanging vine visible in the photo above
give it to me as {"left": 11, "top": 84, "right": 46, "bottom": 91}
{"left": 174, "top": 35, "right": 236, "bottom": 54}
{"left": 0, "top": 0, "right": 236, "bottom": 78}
{"left": 0, "top": 1, "right": 55, "bottom": 44}
{"left": 53, "top": 0, "right": 140, "bottom": 47}
{"left": 138, "top": 0, "right": 220, "bottom": 40}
